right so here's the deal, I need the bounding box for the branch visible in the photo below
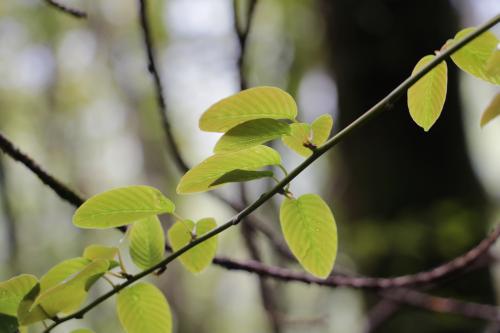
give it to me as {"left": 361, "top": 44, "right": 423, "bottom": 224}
{"left": 44, "top": 0, "right": 87, "bottom": 18}
{"left": 381, "top": 288, "right": 500, "bottom": 322}
{"left": 233, "top": 0, "right": 258, "bottom": 90}
{"left": 137, "top": 0, "right": 190, "bottom": 174}
{"left": 0, "top": 132, "right": 84, "bottom": 207}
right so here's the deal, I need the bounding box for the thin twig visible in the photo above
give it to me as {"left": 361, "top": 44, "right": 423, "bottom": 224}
{"left": 0, "top": 132, "right": 84, "bottom": 207}
{"left": 137, "top": 0, "right": 190, "bottom": 173}
{"left": 44, "top": 0, "right": 87, "bottom": 18}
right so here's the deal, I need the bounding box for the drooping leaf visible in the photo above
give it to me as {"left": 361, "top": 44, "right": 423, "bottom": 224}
{"left": 129, "top": 216, "right": 165, "bottom": 270}
{"left": 40, "top": 258, "right": 92, "bottom": 292}
{"left": 311, "top": 114, "right": 333, "bottom": 146}
{"left": 486, "top": 45, "right": 500, "bottom": 77}
{"left": 280, "top": 194, "right": 337, "bottom": 279}
{"left": 449, "top": 27, "right": 500, "bottom": 84}
{"left": 17, "top": 284, "right": 48, "bottom": 325}
{"left": 213, "top": 119, "right": 290, "bottom": 153}
{"left": 83, "top": 245, "right": 119, "bottom": 261}
{"left": 407, "top": 55, "right": 448, "bottom": 131}
{"left": 168, "top": 218, "right": 217, "bottom": 273}
{"left": 0, "top": 274, "right": 38, "bottom": 317}
{"left": 177, "top": 145, "right": 281, "bottom": 194}
{"left": 480, "top": 93, "right": 500, "bottom": 127}
{"left": 116, "top": 282, "right": 172, "bottom": 333}
{"left": 210, "top": 169, "right": 273, "bottom": 186}
{"left": 0, "top": 313, "right": 18, "bottom": 333}
{"left": 33, "top": 259, "right": 109, "bottom": 316}
{"left": 282, "top": 123, "right": 312, "bottom": 157}
{"left": 199, "top": 86, "right": 297, "bottom": 132}
{"left": 73, "top": 186, "right": 175, "bottom": 229}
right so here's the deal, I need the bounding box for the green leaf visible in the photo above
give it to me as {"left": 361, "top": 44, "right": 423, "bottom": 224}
{"left": 0, "top": 274, "right": 38, "bottom": 317}
{"left": 33, "top": 259, "right": 109, "bottom": 316}
{"left": 449, "top": 27, "right": 500, "bottom": 84}
{"left": 40, "top": 258, "right": 92, "bottom": 292}
{"left": 480, "top": 93, "right": 500, "bottom": 127}
{"left": 73, "top": 185, "right": 175, "bottom": 229}
{"left": 280, "top": 194, "right": 338, "bottom": 279}
{"left": 210, "top": 169, "right": 273, "bottom": 186}
{"left": 486, "top": 45, "right": 500, "bottom": 77}
{"left": 71, "top": 329, "right": 95, "bottom": 333}
{"left": 282, "top": 123, "right": 312, "bottom": 157}
{"left": 83, "top": 245, "right": 119, "bottom": 261}
{"left": 199, "top": 86, "right": 297, "bottom": 132}
{"left": 17, "top": 284, "right": 48, "bottom": 325}
{"left": 0, "top": 313, "right": 18, "bottom": 333}
{"left": 213, "top": 119, "right": 290, "bottom": 153}
{"left": 177, "top": 145, "right": 281, "bottom": 194}
{"left": 129, "top": 216, "right": 165, "bottom": 270}
{"left": 407, "top": 55, "right": 448, "bottom": 131}
{"left": 311, "top": 114, "right": 333, "bottom": 146}
{"left": 116, "top": 282, "right": 172, "bottom": 333}
{"left": 168, "top": 218, "right": 217, "bottom": 273}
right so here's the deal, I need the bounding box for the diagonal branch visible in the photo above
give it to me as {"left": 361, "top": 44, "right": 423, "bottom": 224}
{"left": 44, "top": 0, "right": 87, "bottom": 18}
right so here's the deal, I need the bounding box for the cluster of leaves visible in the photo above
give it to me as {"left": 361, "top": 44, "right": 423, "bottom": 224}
{"left": 0, "top": 87, "right": 338, "bottom": 332}
{"left": 408, "top": 27, "right": 500, "bottom": 131}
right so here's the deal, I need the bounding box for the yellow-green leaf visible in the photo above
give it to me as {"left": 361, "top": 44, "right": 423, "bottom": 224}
{"left": 33, "top": 259, "right": 109, "bottom": 316}
{"left": 168, "top": 218, "right": 217, "bottom": 273}
{"left": 199, "top": 86, "right": 297, "bottom": 132}
{"left": 177, "top": 145, "right": 281, "bottom": 194}
{"left": 40, "top": 258, "right": 92, "bottom": 292}
{"left": 83, "top": 245, "right": 119, "bottom": 261}
{"left": 210, "top": 169, "right": 273, "bottom": 186}
{"left": 450, "top": 27, "right": 500, "bottom": 84}
{"left": 129, "top": 216, "right": 165, "bottom": 270}
{"left": 280, "top": 194, "right": 337, "bottom": 279}
{"left": 311, "top": 114, "right": 333, "bottom": 146}
{"left": 213, "top": 119, "right": 290, "bottom": 153}
{"left": 480, "top": 93, "right": 500, "bottom": 127}
{"left": 0, "top": 274, "right": 38, "bottom": 317}
{"left": 71, "top": 329, "right": 95, "bottom": 333}
{"left": 486, "top": 44, "right": 500, "bottom": 77}
{"left": 17, "top": 284, "right": 48, "bottom": 325}
{"left": 282, "top": 123, "right": 312, "bottom": 157}
{"left": 73, "top": 186, "right": 175, "bottom": 229}
{"left": 117, "top": 282, "right": 172, "bottom": 333}
{"left": 407, "top": 55, "right": 448, "bottom": 131}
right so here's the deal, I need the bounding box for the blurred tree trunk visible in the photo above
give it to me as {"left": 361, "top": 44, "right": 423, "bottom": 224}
{"left": 320, "top": 1, "right": 492, "bottom": 332}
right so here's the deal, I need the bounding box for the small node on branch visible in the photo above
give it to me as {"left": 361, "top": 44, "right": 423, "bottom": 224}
{"left": 302, "top": 140, "right": 317, "bottom": 152}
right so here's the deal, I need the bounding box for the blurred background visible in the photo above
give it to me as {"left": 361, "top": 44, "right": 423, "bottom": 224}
{"left": 0, "top": 0, "right": 500, "bottom": 332}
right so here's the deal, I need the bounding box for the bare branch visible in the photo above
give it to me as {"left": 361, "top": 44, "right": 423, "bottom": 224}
{"left": 44, "top": 0, "right": 87, "bottom": 19}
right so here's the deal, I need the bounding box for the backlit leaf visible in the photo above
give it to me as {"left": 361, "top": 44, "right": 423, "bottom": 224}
{"left": 168, "top": 218, "right": 217, "bottom": 273}
{"left": 280, "top": 194, "right": 337, "bottom": 279}
{"left": 311, "top": 114, "right": 333, "bottom": 146}
{"left": 177, "top": 145, "right": 281, "bottom": 194}
{"left": 73, "top": 186, "right": 175, "bottom": 229}
{"left": 407, "top": 55, "right": 448, "bottom": 131}
{"left": 33, "top": 259, "right": 109, "bottom": 316}
{"left": 450, "top": 27, "right": 500, "bottom": 84}
{"left": 0, "top": 274, "right": 38, "bottom": 317}
{"left": 17, "top": 284, "right": 48, "bottom": 325}
{"left": 83, "top": 245, "right": 119, "bottom": 261}
{"left": 40, "top": 258, "right": 91, "bottom": 292}
{"left": 116, "top": 282, "right": 172, "bottom": 333}
{"left": 210, "top": 169, "right": 273, "bottom": 186}
{"left": 129, "top": 216, "right": 165, "bottom": 270}
{"left": 199, "top": 86, "right": 297, "bottom": 132}
{"left": 213, "top": 119, "right": 290, "bottom": 153}
{"left": 480, "top": 93, "right": 500, "bottom": 127}
{"left": 486, "top": 44, "right": 500, "bottom": 77}
{"left": 282, "top": 123, "right": 312, "bottom": 157}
